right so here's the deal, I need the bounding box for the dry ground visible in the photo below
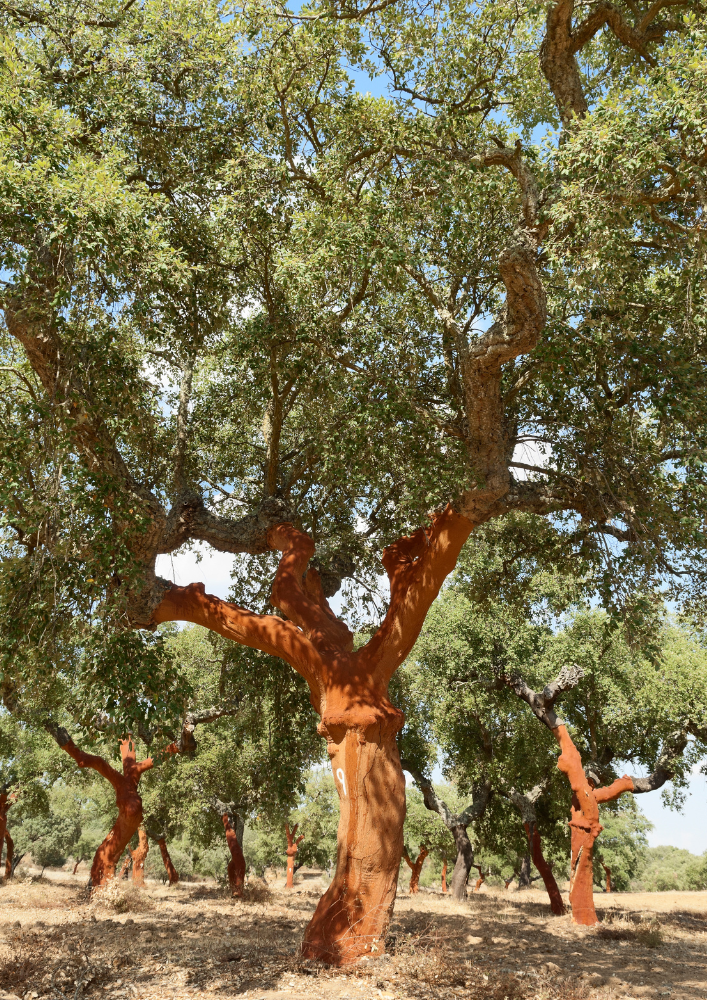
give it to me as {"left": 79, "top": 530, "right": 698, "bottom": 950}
{"left": 1, "top": 869, "right": 705, "bottom": 1000}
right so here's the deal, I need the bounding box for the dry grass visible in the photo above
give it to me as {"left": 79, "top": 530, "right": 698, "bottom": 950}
{"left": 0, "top": 873, "right": 705, "bottom": 1000}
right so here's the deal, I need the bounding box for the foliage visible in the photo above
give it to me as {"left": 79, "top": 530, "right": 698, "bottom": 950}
{"left": 594, "top": 798, "right": 652, "bottom": 891}
{"left": 633, "top": 845, "right": 707, "bottom": 892}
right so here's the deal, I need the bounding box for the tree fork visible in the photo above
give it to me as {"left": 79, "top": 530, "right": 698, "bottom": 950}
{"left": 45, "top": 728, "right": 157, "bottom": 888}
{"left": 152, "top": 507, "right": 474, "bottom": 964}
{"left": 402, "top": 844, "right": 428, "bottom": 894}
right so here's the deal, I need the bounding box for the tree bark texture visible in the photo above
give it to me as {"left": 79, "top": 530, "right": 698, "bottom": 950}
{"left": 441, "top": 859, "right": 448, "bottom": 894}
{"left": 157, "top": 838, "right": 180, "bottom": 885}
{"left": 450, "top": 823, "right": 475, "bottom": 900}
{"left": 0, "top": 791, "right": 12, "bottom": 877}
{"left": 285, "top": 823, "right": 304, "bottom": 889}
{"left": 524, "top": 822, "right": 565, "bottom": 915}
{"left": 4, "top": 831, "right": 13, "bottom": 878}
{"left": 152, "top": 509, "right": 474, "bottom": 965}
{"left": 48, "top": 733, "right": 155, "bottom": 888}
{"left": 130, "top": 828, "right": 149, "bottom": 886}
{"left": 553, "top": 724, "right": 633, "bottom": 925}
{"left": 403, "top": 845, "right": 428, "bottom": 894}
{"left": 222, "top": 813, "right": 246, "bottom": 897}
{"left": 518, "top": 853, "right": 532, "bottom": 889}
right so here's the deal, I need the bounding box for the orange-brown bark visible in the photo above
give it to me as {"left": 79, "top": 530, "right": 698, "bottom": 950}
{"left": 55, "top": 736, "right": 156, "bottom": 888}
{"left": 471, "top": 863, "right": 485, "bottom": 892}
{"left": 157, "top": 838, "right": 179, "bottom": 886}
{"left": 223, "top": 814, "right": 246, "bottom": 897}
{"left": 285, "top": 823, "right": 304, "bottom": 889}
{"left": 4, "top": 831, "right": 13, "bottom": 878}
{"left": 600, "top": 860, "right": 612, "bottom": 893}
{"left": 523, "top": 822, "right": 565, "bottom": 915}
{"left": 441, "top": 859, "right": 448, "bottom": 894}
{"left": 151, "top": 508, "right": 474, "bottom": 965}
{"left": 403, "top": 844, "right": 428, "bottom": 894}
{"left": 553, "top": 724, "right": 634, "bottom": 925}
{"left": 72, "top": 859, "right": 81, "bottom": 876}
{"left": 118, "top": 853, "right": 132, "bottom": 880}
{"left": 130, "top": 828, "right": 149, "bottom": 886}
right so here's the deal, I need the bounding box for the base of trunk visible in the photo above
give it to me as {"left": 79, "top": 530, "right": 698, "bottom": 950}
{"left": 301, "top": 720, "right": 405, "bottom": 966}
{"left": 524, "top": 822, "right": 564, "bottom": 916}
{"left": 131, "top": 829, "right": 149, "bottom": 887}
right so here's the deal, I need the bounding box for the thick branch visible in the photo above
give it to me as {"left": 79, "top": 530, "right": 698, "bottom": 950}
{"left": 45, "top": 724, "right": 123, "bottom": 788}
{"left": 501, "top": 663, "right": 584, "bottom": 730}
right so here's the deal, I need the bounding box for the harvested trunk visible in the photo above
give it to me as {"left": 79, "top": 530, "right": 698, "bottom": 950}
{"left": 119, "top": 853, "right": 132, "bottom": 880}
{"left": 157, "top": 838, "right": 179, "bottom": 885}
{"left": 223, "top": 813, "right": 246, "bottom": 897}
{"left": 4, "top": 831, "right": 13, "bottom": 878}
{"left": 72, "top": 858, "right": 81, "bottom": 876}
{"left": 471, "top": 864, "right": 485, "bottom": 892}
{"left": 285, "top": 823, "right": 304, "bottom": 889}
{"left": 45, "top": 730, "right": 160, "bottom": 888}
{"left": 402, "top": 844, "right": 428, "bottom": 894}
{"left": 553, "top": 724, "right": 633, "bottom": 926}
{"left": 130, "top": 828, "right": 149, "bottom": 886}
{"left": 441, "top": 859, "right": 448, "bottom": 894}
{"left": 504, "top": 875, "right": 515, "bottom": 890}
{"left": 524, "top": 822, "right": 564, "bottom": 915}
{"left": 153, "top": 510, "right": 473, "bottom": 965}
{"left": 600, "top": 860, "right": 612, "bottom": 893}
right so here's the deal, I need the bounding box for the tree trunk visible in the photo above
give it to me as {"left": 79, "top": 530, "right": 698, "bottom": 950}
{"left": 285, "top": 822, "right": 304, "bottom": 889}
{"left": 118, "top": 853, "right": 132, "bottom": 880}
{"left": 600, "top": 861, "right": 612, "bottom": 893}
{"left": 222, "top": 813, "right": 246, "bottom": 897}
{"left": 301, "top": 720, "right": 406, "bottom": 965}
{"left": 130, "top": 828, "right": 149, "bottom": 886}
{"left": 472, "top": 865, "right": 485, "bottom": 892}
{"left": 157, "top": 838, "right": 179, "bottom": 885}
{"left": 72, "top": 858, "right": 81, "bottom": 875}
{"left": 553, "top": 724, "right": 633, "bottom": 926}
{"left": 449, "top": 823, "right": 474, "bottom": 901}
{"left": 403, "top": 844, "right": 428, "bottom": 894}
{"left": 524, "top": 822, "right": 564, "bottom": 915}
{"left": 518, "top": 853, "right": 532, "bottom": 888}
{"left": 4, "top": 831, "right": 13, "bottom": 878}
{"left": 441, "top": 859, "right": 447, "bottom": 894}
{"left": 153, "top": 510, "right": 473, "bottom": 966}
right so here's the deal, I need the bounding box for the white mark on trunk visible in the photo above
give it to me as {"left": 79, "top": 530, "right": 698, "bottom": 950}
{"left": 336, "top": 768, "right": 347, "bottom": 796}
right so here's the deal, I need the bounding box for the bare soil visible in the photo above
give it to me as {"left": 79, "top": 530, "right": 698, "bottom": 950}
{"left": 0, "top": 870, "right": 705, "bottom": 1000}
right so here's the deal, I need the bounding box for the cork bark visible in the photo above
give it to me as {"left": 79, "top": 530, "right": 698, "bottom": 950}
{"left": 403, "top": 844, "right": 428, "bottom": 894}
{"left": 130, "top": 828, "right": 149, "bottom": 886}
{"left": 285, "top": 823, "right": 304, "bottom": 889}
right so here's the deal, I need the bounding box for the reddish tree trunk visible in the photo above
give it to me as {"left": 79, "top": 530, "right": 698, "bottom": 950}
{"left": 285, "top": 823, "right": 304, "bottom": 889}
{"left": 600, "top": 861, "right": 612, "bottom": 893}
{"left": 222, "top": 814, "right": 246, "bottom": 897}
{"left": 51, "top": 734, "right": 160, "bottom": 888}
{"left": 157, "top": 838, "right": 179, "bottom": 885}
{"left": 0, "top": 791, "right": 12, "bottom": 877}
{"left": 403, "top": 844, "right": 428, "bottom": 894}
{"left": 4, "top": 831, "right": 13, "bottom": 878}
{"left": 504, "top": 875, "right": 515, "bottom": 890}
{"left": 130, "top": 828, "right": 149, "bottom": 886}
{"left": 471, "top": 863, "right": 485, "bottom": 892}
{"left": 152, "top": 508, "right": 473, "bottom": 964}
{"left": 441, "top": 859, "right": 447, "bottom": 894}
{"left": 553, "top": 724, "right": 634, "bottom": 925}
{"left": 72, "top": 859, "right": 81, "bottom": 875}
{"left": 524, "top": 821, "right": 565, "bottom": 915}
{"left": 118, "top": 853, "right": 132, "bottom": 880}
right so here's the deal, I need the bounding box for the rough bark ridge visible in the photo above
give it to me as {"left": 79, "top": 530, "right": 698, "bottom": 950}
{"left": 507, "top": 783, "right": 565, "bottom": 915}
{"left": 285, "top": 823, "right": 304, "bottom": 889}
{"left": 153, "top": 510, "right": 474, "bottom": 964}
{"left": 401, "top": 760, "right": 492, "bottom": 901}
{"left": 402, "top": 844, "right": 428, "bottom": 894}
{"left": 130, "top": 828, "right": 149, "bottom": 886}
{"left": 45, "top": 728, "right": 156, "bottom": 887}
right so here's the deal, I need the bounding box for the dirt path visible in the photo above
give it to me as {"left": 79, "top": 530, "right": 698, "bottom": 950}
{"left": 0, "top": 875, "right": 705, "bottom": 1000}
